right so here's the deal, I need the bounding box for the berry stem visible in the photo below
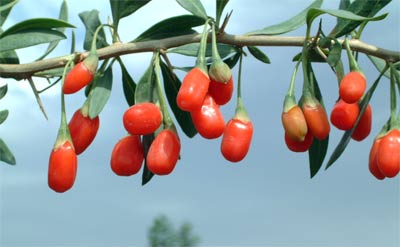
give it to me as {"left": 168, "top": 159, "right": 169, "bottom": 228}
{"left": 211, "top": 23, "right": 222, "bottom": 62}
{"left": 234, "top": 50, "right": 250, "bottom": 122}
{"left": 344, "top": 38, "right": 362, "bottom": 73}
{"left": 195, "top": 19, "right": 211, "bottom": 74}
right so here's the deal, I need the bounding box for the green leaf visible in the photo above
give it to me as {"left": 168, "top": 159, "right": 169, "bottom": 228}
{"left": 0, "top": 18, "right": 74, "bottom": 38}
{"left": 0, "top": 84, "right": 7, "bottom": 100}
{"left": 292, "top": 49, "right": 328, "bottom": 63}
{"left": 223, "top": 52, "right": 241, "bottom": 68}
{"left": 160, "top": 61, "right": 197, "bottom": 138}
{"left": 339, "top": 0, "right": 351, "bottom": 10}
{"left": 0, "top": 29, "right": 66, "bottom": 52}
{"left": 134, "top": 15, "right": 205, "bottom": 42}
{"left": 309, "top": 136, "right": 329, "bottom": 178}
{"left": 0, "top": 109, "right": 8, "bottom": 124}
{"left": 330, "top": 0, "right": 391, "bottom": 38}
{"left": 246, "top": 0, "right": 323, "bottom": 35}
{"left": 168, "top": 43, "right": 236, "bottom": 58}
{"left": 88, "top": 66, "right": 113, "bottom": 119}
{"left": 135, "top": 62, "right": 155, "bottom": 104}
{"left": 0, "top": 138, "right": 15, "bottom": 165}
{"left": 0, "top": 49, "right": 19, "bottom": 64}
{"left": 109, "top": 0, "right": 151, "bottom": 30}
{"left": 34, "top": 67, "right": 65, "bottom": 78}
{"left": 176, "top": 0, "right": 208, "bottom": 20}
{"left": 216, "top": 0, "right": 229, "bottom": 27}
{"left": 247, "top": 46, "right": 271, "bottom": 64}
{"left": 368, "top": 55, "right": 391, "bottom": 79}
{"left": 306, "top": 8, "right": 388, "bottom": 30}
{"left": 118, "top": 58, "right": 136, "bottom": 106}
{"left": 141, "top": 134, "right": 155, "bottom": 186}
{"left": 0, "top": 0, "right": 18, "bottom": 27}
{"left": 79, "top": 10, "right": 108, "bottom": 51}
{"left": 37, "top": 0, "right": 69, "bottom": 60}
{"left": 326, "top": 39, "right": 342, "bottom": 67}
{"left": 325, "top": 65, "right": 387, "bottom": 169}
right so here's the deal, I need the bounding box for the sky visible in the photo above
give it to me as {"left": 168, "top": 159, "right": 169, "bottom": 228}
{"left": 0, "top": 0, "right": 399, "bottom": 246}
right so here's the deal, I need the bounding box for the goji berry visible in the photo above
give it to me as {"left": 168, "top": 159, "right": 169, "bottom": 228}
{"left": 339, "top": 71, "right": 366, "bottom": 104}
{"left": 208, "top": 77, "right": 234, "bottom": 106}
{"left": 68, "top": 108, "right": 99, "bottom": 155}
{"left": 377, "top": 129, "right": 400, "bottom": 178}
{"left": 330, "top": 99, "right": 359, "bottom": 131}
{"left": 351, "top": 104, "right": 372, "bottom": 141}
{"left": 368, "top": 137, "right": 385, "bottom": 180}
{"left": 221, "top": 118, "right": 253, "bottom": 162}
{"left": 284, "top": 131, "right": 313, "bottom": 152}
{"left": 110, "top": 135, "right": 144, "bottom": 176}
{"left": 282, "top": 105, "right": 308, "bottom": 142}
{"left": 123, "top": 102, "right": 162, "bottom": 135}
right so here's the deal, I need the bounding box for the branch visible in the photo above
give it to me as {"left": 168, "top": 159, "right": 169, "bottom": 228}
{"left": 1, "top": 33, "right": 399, "bottom": 79}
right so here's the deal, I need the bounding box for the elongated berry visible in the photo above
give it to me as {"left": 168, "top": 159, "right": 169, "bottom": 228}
{"left": 221, "top": 118, "right": 253, "bottom": 162}
{"left": 208, "top": 77, "right": 234, "bottom": 105}
{"left": 369, "top": 137, "right": 385, "bottom": 180}
{"left": 123, "top": 102, "right": 162, "bottom": 135}
{"left": 63, "top": 54, "right": 98, "bottom": 94}
{"left": 330, "top": 99, "right": 359, "bottom": 131}
{"left": 110, "top": 135, "right": 144, "bottom": 176}
{"left": 351, "top": 104, "right": 372, "bottom": 141}
{"left": 339, "top": 71, "right": 366, "bottom": 104}
{"left": 48, "top": 141, "right": 78, "bottom": 193}
{"left": 176, "top": 67, "right": 210, "bottom": 111}
{"left": 302, "top": 97, "right": 330, "bottom": 140}
{"left": 282, "top": 105, "right": 308, "bottom": 142}
{"left": 284, "top": 131, "right": 313, "bottom": 152}
{"left": 190, "top": 94, "right": 225, "bottom": 139}
{"left": 377, "top": 129, "right": 400, "bottom": 178}
{"left": 68, "top": 108, "right": 100, "bottom": 155}
{"left": 147, "top": 129, "right": 181, "bottom": 175}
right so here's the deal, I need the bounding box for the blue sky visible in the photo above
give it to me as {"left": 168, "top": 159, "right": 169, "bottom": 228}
{"left": 1, "top": 0, "right": 399, "bottom": 246}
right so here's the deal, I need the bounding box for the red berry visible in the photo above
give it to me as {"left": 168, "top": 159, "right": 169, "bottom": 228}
{"left": 339, "top": 71, "right": 366, "bottom": 104}
{"left": 284, "top": 131, "right": 313, "bottom": 152}
{"left": 110, "top": 135, "right": 144, "bottom": 176}
{"left": 330, "top": 99, "right": 359, "bottom": 130}
{"left": 176, "top": 67, "right": 210, "bottom": 111}
{"left": 351, "top": 104, "right": 372, "bottom": 141}
{"left": 377, "top": 129, "right": 400, "bottom": 178}
{"left": 147, "top": 129, "right": 181, "bottom": 175}
{"left": 123, "top": 102, "right": 162, "bottom": 135}
{"left": 221, "top": 118, "right": 253, "bottom": 162}
{"left": 63, "top": 62, "right": 94, "bottom": 94}
{"left": 282, "top": 105, "right": 308, "bottom": 142}
{"left": 369, "top": 137, "right": 385, "bottom": 180}
{"left": 48, "top": 141, "right": 78, "bottom": 193}
{"left": 302, "top": 100, "right": 330, "bottom": 140}
{"left": 208, "top": 77, "right": 234, "bottom": 105}
{"left": 190, "top": 94, "right": 225, "bottom": 139}
{"left": 68, "top": 109, "right": 100, "bottom": 155}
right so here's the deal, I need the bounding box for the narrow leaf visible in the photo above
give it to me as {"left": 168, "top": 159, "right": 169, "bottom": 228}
{"left": 216, "top": 0, "right": 229, "bottom": 27}
{"left": 0, "top": 49, "right": 19, "bottom": 65}
{"left": 88, "top": 66, "right": 113, "bottom": 119}
{"left": 224, "top": 52, "right": 241, "bottom": 68}
{"left": 135, "top": 63, "right": 155, "bottom": 104}
{"left": 141, "top": 134, "right": 155, "bottom": 185}
{"left": 246, "top": 0, "right": 323, "bottom": 35}
{"left": 0, "top": 84, "right": 8, "bottom": 100}
{"left": 309, "top": 136, "right": 329, "bottom": 178}
{"left": 247, "top": 46, "right": 271, "bottom": 64}
{"left": 160, "top": 61, "right": 197, "bottom": 138}
{"left": 0, "top": 109, "right": 8, "bottom": 124}
{"left": 110, "top": 0, "right": 151, "bottom": 29}
{"left": 368, "top": 55, "right": 391, "bottom": 79}
{"left": 79, "top": 10, "right": 108, "bottom": 51}
{"left": 118, "top": 58, "right": 136, "bottom": 106}
{"left": 0, "top": 30, "right": 66, "bottom": 52}
{"left": 134, "top": 15, "right": 205, "bottom": 42}
{"left": 0, "top": 18, "right": 74, "bottom": 38}
{"left": 326, "top": 39, "right": 342, "bottom": 67}
{"left": 0, "top": 0, "right": 18, "bottom": 27}
{"left": 176, "top": 0, "right": 208, "bottom": 20}
{"left": 0, "top": 138, "right": 15, "bottom": 165}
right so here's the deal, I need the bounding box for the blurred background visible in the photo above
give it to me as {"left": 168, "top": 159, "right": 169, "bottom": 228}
{"left": 0, "top": 0, "right": 399, "bottom": 246}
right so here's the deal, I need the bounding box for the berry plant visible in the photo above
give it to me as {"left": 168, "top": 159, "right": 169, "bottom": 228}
{"left": 0, "top": 0, "right": 399, "bottom": 192}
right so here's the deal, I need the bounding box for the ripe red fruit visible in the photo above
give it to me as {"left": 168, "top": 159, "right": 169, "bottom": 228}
{"left": 176, "top": 67, "right": 210, "bottom": 111}
{"left": 68, "top": 109, "right": 100, "bottom": 155}
{"left": 190, "top": 94, "right": 225, "bottom": 139}
{"left": 63, "top": 53, "right": 98, "bottom": 94}
{"left": 377, "top": 129, "right": 400, "bottom": 178}
{"left": 284, "top": 131, "right": 313, "bottom": 152}
{"left": 123, "top": 102, "right": 162, "bottom": 135}
{"left": 351, "top": 104, "right": 372, "bottom": 141}
{"left": 302, "top": 99, "right": 330, "bottom": 140}
{"left": 110, "top": 135, "right": 144, "bottom": 176}
{"left": 339, "top": 71, "right": 366, "bottom": 104}
{"left": 48, "top": 141, "right": 78, "bottom": 193}
{"left": 208, "top": 77, "right": 234, "bottom": 105}
{"left": 368, "top": 137, "right": 385, "bottom": 180}
{"left": 282, "top": 105, "right": 308, "bottom": 142}
{"left": 147, "top": 129, "right": 181, "bottom": 175}
{"left": 330, "top": 99, "right": 359, "bottom": 130}
{"left": 221, "top": 118, "right": 254, "bottom": 162}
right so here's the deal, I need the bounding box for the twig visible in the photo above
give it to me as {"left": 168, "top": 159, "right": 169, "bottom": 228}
{"left": 27, "top": 77, "right": 48, "bottom": 120}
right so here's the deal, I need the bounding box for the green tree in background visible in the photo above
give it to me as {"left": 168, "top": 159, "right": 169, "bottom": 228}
{"left": 148, "top": 215, "right": 200, "bottom": 247}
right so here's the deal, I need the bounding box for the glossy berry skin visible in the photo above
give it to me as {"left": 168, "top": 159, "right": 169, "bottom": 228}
{"left": 369, "top": 138, "right": 385, "bottom": 180}
{"left": 176, "top": 67, "right": 210, "bottom": 111}
{"left": 63, "top": 62, "right": 94, "bottom": 94}
{"left": 110, "top": 135, "right": 144, "bottom": 176}
{"left": 147, "top": 129, "right": 181, "bottom": 175}
{"left": 339, "top": 71, "right": 366, "bottom": 104}
{"left": 123, "top": 102, "right": 162, "bottom": 135}
{"left": 377, "top": 129, "right": 400, "bottom": 178}
{"left": 190, "top": 94, "right": 225, "bottom": 139}
{"left": 284, "top": 131, "right": 313, "bottom": 152}
{"left": 352, "top": 104, "right": 372, "bottom": 141}
{"left": 48, "top": 141, "right": 78, "bottom": 193}
{"left": 282, "top": 105, "right": 308, "bottom": 142}
{"left": 330, "top": 99, "right": 359, "bottom": 131}
{"left": 221, "top": 118, "right": 254, "bottom": 162}
{"left": 68, "top": 109, "right": 100, "bottom": 155}
{"left": 302, "top": 103, "right": 330, "bottom": 140}
{"left": 208, "top": 77, "right": 234, "bottom": 105}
